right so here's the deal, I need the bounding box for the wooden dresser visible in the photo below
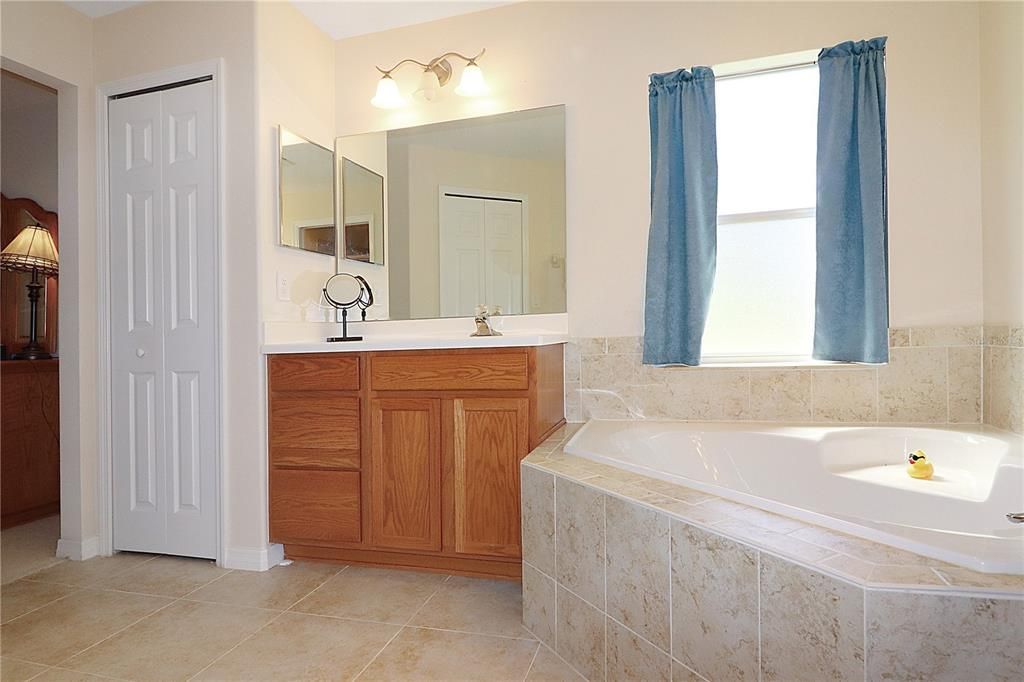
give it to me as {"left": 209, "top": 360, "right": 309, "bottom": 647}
{"left": 267, "top": 344, "right": 564, "bottom": 578}
{"left": 1, "top": 359, "right": 60, "bottom": 528}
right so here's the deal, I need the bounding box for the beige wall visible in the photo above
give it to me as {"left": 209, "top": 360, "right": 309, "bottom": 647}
{"left": 1, "top": 0, "right": 98, "bottom": 556}
{"left": 93, "top": 0, "right": 267, "bottom": 555}
{"left": 335, "top": 1, "right": 987, "bottom": 337}
{"left": 393, "top": 142, "right": 565, "bottom": 318}
{"left": 256, "top": 0, "right": 337, "bottom": 324}
{"left": 1, "top": 73, "right": 59, "bottom": 211}
{"left": 980, "top": 2, "right": 1024, "bottom": 327}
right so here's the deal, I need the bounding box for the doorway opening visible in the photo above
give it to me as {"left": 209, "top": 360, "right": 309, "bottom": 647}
{"left": 0, "top": 69, "right": 63, "bottom": 582}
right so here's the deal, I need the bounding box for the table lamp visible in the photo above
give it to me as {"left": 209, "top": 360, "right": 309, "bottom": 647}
{"left": 1, "top": 214, "right": 59, "bottom": 360}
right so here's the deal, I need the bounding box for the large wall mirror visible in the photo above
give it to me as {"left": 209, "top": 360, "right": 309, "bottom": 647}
{"left": 336, "top": 105, "right": 566, "bottom": 321}
{"left": 278, "top": 126, "right": 336, "bottom": 256}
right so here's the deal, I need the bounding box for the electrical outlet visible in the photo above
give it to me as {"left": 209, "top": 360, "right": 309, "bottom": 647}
{"left": 276, "top": 272, "right": 291, "bottom": 301}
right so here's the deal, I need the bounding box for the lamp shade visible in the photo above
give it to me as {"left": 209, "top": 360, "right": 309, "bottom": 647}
{"left": 371, "top": 75, "right": 405, "bottom": 109}
{"left": 414, "top": 68, "right": 442, "bottom": 101}
{"left": 455, "top": 63, "right": 489, "bottom": 97}
{"left": 1, "top": 223, "right": 59, "bottom": 276}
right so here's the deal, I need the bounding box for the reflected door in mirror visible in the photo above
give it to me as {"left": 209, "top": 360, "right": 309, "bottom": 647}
{"left": 440, "top": 194, "right": 523, "bottom": 317}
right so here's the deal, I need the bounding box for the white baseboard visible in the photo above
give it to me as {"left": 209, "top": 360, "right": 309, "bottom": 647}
{"left": 56, "top": 535, "right": 101, "bottom": 561}
{"left": 221, "top": 543, "right": 285, "bottom": 571}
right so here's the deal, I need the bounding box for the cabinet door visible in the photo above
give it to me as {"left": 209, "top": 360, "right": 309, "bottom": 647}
{"left": 448, "top": 397, "right": 529, "bottom": 558}
{"left": 370, "top": 398, "right": 442, "bottom": 551}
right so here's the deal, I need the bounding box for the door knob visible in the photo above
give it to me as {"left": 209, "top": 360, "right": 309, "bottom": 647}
{"left": 136, "top": 348, "right": 145, "bottom": 358}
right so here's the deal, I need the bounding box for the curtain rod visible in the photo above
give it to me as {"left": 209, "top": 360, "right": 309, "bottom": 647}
{"left": 715, "top": 59, "right": 817, "bottom": 81}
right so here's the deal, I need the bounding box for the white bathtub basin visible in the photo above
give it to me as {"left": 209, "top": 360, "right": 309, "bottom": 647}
{"left": 565, "top": 421, "right": 1024, "bottom": 574}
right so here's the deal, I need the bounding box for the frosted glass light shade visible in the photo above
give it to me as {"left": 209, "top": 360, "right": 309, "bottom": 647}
{"left": 414, "top": 69, "right": 442, "bottom": 101}
{"left": 0, "top": 224, "right": 59, "bottom": 276}
{"left": 455, "top": 63, "right": 489, "bottom": 97}
{"left": 371, "top": 75, "right": 405, "bottom": 109}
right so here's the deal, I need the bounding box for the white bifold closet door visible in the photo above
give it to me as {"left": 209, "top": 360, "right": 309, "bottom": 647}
{"left": 108, "top": 79, "right": 218, "bottom": 559}
{"left": 439, "top": 194, "right": 523, "bottom": 317}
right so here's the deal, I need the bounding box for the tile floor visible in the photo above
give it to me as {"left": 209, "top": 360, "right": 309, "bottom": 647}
{"left": 1, "top": 516, "right": 62, "bottom": 585}
{"left": 0, "top": 554, "right": 584, "bottom": 681}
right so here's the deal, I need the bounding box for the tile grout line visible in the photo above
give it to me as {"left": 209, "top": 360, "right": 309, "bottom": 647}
{"left": 49, "top": 595, "right": 181, "bottom": 672}
{"left": 350, "top": 572, "right": 452, "bottom": 681}
{"left": 184, "top": 564, "right": 348, "bottom": 681}
{"left": 520, "top": 641, "right": 543, "bottom": 682}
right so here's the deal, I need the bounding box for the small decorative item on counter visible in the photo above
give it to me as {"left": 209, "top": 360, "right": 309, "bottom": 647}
{"left": 906, "top": 450, "right": 934, "bottom": 480}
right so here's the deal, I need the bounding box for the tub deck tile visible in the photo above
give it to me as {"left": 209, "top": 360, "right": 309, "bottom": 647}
{"left": 522, "top": 432, "right": 1024, "bottom": 597}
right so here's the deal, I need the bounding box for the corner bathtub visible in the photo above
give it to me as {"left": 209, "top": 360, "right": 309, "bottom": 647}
{"left": 564, "top": 421, "right": 1024, "bottom": 574}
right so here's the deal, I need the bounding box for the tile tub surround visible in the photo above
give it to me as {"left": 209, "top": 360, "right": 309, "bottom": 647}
{"left": 563, "top": 325, "right": 1014, "bottom": 427}
{"left": 984, "top": 324, "right": 1024, "bottom": 433}
{"left": 520, "top": 426, "right": 1024, "bottom": 681}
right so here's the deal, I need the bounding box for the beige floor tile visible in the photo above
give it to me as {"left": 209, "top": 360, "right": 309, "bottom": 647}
{"left": 195, "top": 611, "right": 398, "bottom": 681}
{"left": 24, "top": 553, "right": 153, "bottom": 588}
{"left": 1, "top": 515, "right": 62, "bottom": 585}
{"left": 525, "top": 645, "right": 585, "bottom": 681}
{"left": 0, "top": 589, "right": 171, "bottom": 665}
{"left": 93, "top": 555, "right": 228, "bottom": 598}
{"left": 186, "top": 561, "right": 338, "bottom": 609}
{"left": 290, "top": 566, "right": 445, "bottom": 625}
{"left": 0, "top": 657, "right": 49, "bottom": 682}
{"left": 408, "top": 576, "right": 533, "bottom": 639}
{"left": 1, "top": 581, "right": 78, "bottom": 624}
{"left": 357, "top": 627, "right": 539, "bottom": 681}
{"left": 60, "top": 599, "right": 277, "bottom": 681}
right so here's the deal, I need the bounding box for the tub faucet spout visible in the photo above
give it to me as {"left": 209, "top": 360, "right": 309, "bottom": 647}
{"left": 1007, "top": 513, "right": 1024, "bottom": 524}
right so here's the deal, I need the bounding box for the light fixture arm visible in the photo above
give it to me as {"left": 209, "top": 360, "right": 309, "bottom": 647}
{"left": 375, "top": 48, "right": 485, "bottom": 76}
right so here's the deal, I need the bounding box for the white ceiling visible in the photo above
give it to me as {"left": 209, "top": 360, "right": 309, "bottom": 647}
{"left": 64, "top": 1, "right": 513, "bottom": 39}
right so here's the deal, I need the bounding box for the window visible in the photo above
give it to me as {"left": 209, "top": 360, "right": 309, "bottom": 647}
{"left": 700, "top": 62, "right": 819, "bottom": 362}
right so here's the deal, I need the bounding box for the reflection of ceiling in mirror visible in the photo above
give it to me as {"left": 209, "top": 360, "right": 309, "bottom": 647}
{"left": 386, "top": 107, "right": 564, "bottom": 162}
{"left": 281, "top": 143, "right": 334, "bottom": 193}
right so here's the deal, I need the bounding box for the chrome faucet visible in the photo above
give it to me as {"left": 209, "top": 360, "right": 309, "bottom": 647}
{"left": 1008, "top": 512, "right": 1024, "bottom": 524}
{"left": 471, "top": 304, "right": 502, "bottom": 337}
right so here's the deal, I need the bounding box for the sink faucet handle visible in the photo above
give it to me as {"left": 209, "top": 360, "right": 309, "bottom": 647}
{"left": 475, "top": 303, "right": 488, "bottom": 318}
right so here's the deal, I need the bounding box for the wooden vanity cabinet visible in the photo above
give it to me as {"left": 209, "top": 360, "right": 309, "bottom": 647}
{"left": 267, "top": 345, "right": 564, "bottom": 579}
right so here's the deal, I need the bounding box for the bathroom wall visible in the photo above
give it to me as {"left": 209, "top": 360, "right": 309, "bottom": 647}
{"left": 255, "top": 0, "right": 338, "bottom": 325}
{"left": 333, "top": 1, "right": 987, "bottom": 338}
{"left": 564, "top": 326, "right": 985, "bottom": 424}
{"left": 979, "top": 2, "right": 1023, "bottom": 433}
{"left": 1, "top": 0, "right": 100, "bottom": 557}
{"left": 93, "top": 0, "right": 268, "bottom": 558}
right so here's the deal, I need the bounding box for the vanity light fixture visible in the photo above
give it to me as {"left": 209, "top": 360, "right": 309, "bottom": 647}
{"left": 371, "top": 49, "right": 489, "bottom": 108}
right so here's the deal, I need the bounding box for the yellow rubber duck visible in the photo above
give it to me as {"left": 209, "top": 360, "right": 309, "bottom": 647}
{"left": 907, "top": 450, "right": 934, "bottom": 480}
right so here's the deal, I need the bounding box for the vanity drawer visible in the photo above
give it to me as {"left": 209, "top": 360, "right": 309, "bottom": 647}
{"left": 270, "top": 469, "right": 361, "bottom": 544}
{"left": 369, "top": 350, "right": 530, "bottom": 391}
{"left": 269, "top": 354, "right": 360, "bottom": 391}
{"left": 269, "top": 393, "right": 361, "bottom": 469}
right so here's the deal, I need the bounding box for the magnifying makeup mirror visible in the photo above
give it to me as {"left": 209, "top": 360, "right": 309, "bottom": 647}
{"left": 323, "top": 273, "right": 374, "bottom": 342}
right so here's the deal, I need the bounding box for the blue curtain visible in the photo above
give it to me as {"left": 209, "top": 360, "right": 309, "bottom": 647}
{"left": 643, "top": 67, "right": 718, "bottom": 366}
{"left": 813, "top": 37, "right": 889, "bottom": 363}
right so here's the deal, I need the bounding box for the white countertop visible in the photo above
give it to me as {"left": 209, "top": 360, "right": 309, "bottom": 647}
{"left": 261, "top": 331, "right": 569, "bottom": 354}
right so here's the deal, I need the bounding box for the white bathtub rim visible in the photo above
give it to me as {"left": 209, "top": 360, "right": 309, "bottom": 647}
{"left": 556, "top": 420, "right": 1024, "bottom": 577}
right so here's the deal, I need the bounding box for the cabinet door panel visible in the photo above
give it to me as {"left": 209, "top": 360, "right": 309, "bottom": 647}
{"left": 450, "top": 398, "right": 529, "bottom": 557}
{"left": 370, "top": 398, "right": 442, "bottom": 551}
{"left": 270, "top": 469, "right": 360, "bottom": 544}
